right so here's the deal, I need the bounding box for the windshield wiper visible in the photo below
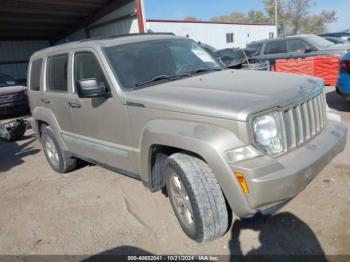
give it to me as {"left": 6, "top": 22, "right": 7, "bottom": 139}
{"left": 189, "top": 68, "right": 222, "bottom": 75}
{"left": 135, "top": 73, "right": 191, "bottom": 87}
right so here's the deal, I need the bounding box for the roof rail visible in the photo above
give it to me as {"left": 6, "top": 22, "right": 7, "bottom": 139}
{"left": 79, "top": 32, "right": 176, "bottom": 42}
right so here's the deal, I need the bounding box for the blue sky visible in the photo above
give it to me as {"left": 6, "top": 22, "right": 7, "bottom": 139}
{"left": 143, "top": 0, "right": 349, "bottom": 32}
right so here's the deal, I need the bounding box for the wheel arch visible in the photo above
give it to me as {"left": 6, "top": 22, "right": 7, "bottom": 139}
{"left": 31, "top": 106, "right": 68, "bottom": 151}
{"left": 139, "top": 119, "right": 252, "bottom": 218}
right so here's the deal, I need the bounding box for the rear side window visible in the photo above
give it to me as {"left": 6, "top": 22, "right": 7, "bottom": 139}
{"left": 46, "top": 54, "right": 68, "bottom": 92}
{"left": 264, "top": 40, "right": 287, "bottom": 55}
{"left": 30, "top": 59, "right": 42, "bottom": 91}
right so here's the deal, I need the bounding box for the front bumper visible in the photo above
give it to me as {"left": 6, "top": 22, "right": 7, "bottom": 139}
{"left": 0, "top": 101, "right": 29, "bottom": 115}
{"left": 231, "top": 120, "right": 347, "bottom": 216}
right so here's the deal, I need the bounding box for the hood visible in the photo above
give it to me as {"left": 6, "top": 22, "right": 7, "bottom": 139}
{"left": 0, "top": 85, "right": 27, "bottom": 96}
{"left": 125, "top": 70, "right": 323, "bottom": 121}
{"left": 325, "top": 43, "right": 350, "bottom": 51}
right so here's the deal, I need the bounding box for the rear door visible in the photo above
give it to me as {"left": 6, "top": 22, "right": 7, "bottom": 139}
{"left": 261, "top": 39, "right": 288, "bottom": 65}
{"left": 43, "top": 53, "right": 73, "bottom": 134}
{"left": 28, "top": 58, "right": 44, "bottom": 112}
{"left": 67, "top": 49, "right": 132, "bottom": 171}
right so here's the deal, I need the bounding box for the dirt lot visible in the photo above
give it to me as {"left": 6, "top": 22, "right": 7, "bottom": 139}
{"left": 0, "top": 88, "right": 349, "bottom": 257}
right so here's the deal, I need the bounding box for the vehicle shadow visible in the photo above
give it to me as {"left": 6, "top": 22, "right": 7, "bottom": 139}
{"left": 83, "top": 246, "right": 153, "bottom": 262}
{"left": 229, "top": 212, "right": 327, "bottom": 260}
{"left": 0, "top": 137, "right": 40, "bottom": 173}
{"left": 326, "top": 90, "right": 350, "bottom": 112}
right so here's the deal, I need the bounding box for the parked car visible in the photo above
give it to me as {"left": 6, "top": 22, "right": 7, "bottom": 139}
{"left": 28, "top": 33, "right": 347, "bottom": 243}
{"left": 337, "top": 52, "right": 350, "bottom": 100}
{"left": 319, "top": 32, "right": 350, "bottom": 42}
{"left": 0, "top": 73, "right": 29, "bottom": 116}
{"left": 247, "top": 34, "right": 350, "bottom": 67}
{"left": 213, "top": 48, "right": 251, "bottom": 67}
{"left": 199, "top": 43, "right": 269, "bottom": 70}
{"left": 322, "top": 36, "right": 349, "bottom": 44}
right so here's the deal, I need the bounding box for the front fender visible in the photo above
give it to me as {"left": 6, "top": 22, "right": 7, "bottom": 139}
{"left": 140, "top": 119, "right": 256, "bottom": 217}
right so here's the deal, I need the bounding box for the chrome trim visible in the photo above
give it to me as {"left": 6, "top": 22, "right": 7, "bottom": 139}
{"left": 281, "top": 92, "right": 327, "bottom": 153}
{"left": 250, "top": 90, "right": 328, "bottom": 157}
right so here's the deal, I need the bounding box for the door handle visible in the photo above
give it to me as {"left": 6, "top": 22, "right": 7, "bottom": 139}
{"left": 68, "top": 101, "right": 81, "bottom": 108}
{"left": 41, "top": 98, "right": 50, "bottom": 104}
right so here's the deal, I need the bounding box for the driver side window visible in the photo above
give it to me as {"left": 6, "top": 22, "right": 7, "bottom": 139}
{"left": 287, "top": 39, "right": 314, "bottom": 53}
{"left": 74, "top": 52, "right": 108, "bottom": 92}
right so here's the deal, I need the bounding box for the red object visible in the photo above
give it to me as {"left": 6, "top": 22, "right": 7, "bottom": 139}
{"left": 275, "top": 56, "right": 340, "bottom": 86}
{"left": 135, "top": 0, "right": 145, "bottom": 33}
{"left": 341, "top": 60, "right": 350, "bottom": 74}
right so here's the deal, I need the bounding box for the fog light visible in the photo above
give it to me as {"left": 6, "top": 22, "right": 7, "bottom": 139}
{"left": 235, "top": 172, "right": 249, "bottom": 193}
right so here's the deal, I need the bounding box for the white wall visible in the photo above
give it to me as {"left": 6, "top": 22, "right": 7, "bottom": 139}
{"left": 147, "top": 21, "right": 277, "bottom": 49}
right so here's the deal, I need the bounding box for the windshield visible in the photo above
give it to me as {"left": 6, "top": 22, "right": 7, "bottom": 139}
{"left": 304, "top": 35, "right": 335, "bottom": 49}
{"left": 104, "top": 39, "right": 222, "bottom": 90}
{"left": 0, "top": 73, "right": 16, "bottom": 88}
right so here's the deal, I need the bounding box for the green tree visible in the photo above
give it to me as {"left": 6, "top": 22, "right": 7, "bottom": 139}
{"left": 211, "top": 12, "right": 248, "bottom": 23}
{"left": 247, "top": 10, "right": 270, "bottom": 24}
{"left": 263, "top": 0, "right": 337, "bottom": 36}
{"left": 301, "top": 11, "right": 338, "bottom": 34}
{"left": 264, "top": 0, "right": 290, "bottom": 36}
{"left": 184, "top": 16, "right": 197, "bottom": 22}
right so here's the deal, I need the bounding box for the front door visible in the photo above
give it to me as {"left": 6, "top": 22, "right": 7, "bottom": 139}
{"left": 261, "top": 39, "right": 290, "bottom": 66}
{"left": 66, "top": 50, "right": 133, "bottom": 171}
{"left": 286, "top": 38, "right": 317, "bottom": 59}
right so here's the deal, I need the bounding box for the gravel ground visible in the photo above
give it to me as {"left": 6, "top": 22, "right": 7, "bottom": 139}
{"left": 0, "top": 87, "right": 349, "bottom": 258}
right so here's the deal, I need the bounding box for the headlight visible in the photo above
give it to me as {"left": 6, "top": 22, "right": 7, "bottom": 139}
{"left": 252, "top": 112, "right": 284, "bottom": 155}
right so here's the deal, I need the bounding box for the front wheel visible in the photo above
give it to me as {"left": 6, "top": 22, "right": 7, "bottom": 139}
{"left": 165, "top": 153, "right": 228, "bottom": 242}
{"left": 41, "top": 125, "right": 77, "bottom": 173}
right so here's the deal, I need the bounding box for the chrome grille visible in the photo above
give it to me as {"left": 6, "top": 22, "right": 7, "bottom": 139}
{"left": 281, "top": 92, "right": 327, "bottom": 151}
{"left": 0, "top": 93, "right": 23, "bottom": 101}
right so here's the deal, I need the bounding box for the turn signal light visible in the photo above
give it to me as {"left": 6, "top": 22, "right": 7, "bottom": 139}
{"left": 235, "top": 172, "right": 249, "bottom": 193}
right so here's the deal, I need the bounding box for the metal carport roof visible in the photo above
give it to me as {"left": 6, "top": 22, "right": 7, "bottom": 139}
{"left": 0, "top": 0, "right": 139, "bottom": 42}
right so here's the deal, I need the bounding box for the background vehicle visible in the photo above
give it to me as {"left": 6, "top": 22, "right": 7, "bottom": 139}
{"left": 337, "top": 52, "right": 350, "bottom": 100}
{"left": 214, "top": 48, "right": 254, "bottom": 67}
{"left": 319, "top": 32, "right": 350, "bottom": 42}
{"left": 199, "top": 43, "right": 269, "bottom": 70}
{"left": 28, "top": 34, "right": 347, "bottom": 243}
{"left": 0, "top": 73, "right": 29, "bottom": 117}
{"left": 322, "top": 36, "right": 349, "bottom": 44}
{"left": 247, "top": 34, "right": 350, "bottom": 66}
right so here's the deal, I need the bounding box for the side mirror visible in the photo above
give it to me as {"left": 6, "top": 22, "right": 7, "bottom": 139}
{"left": 76, "top": 79, "right": 108, "bottom": 98}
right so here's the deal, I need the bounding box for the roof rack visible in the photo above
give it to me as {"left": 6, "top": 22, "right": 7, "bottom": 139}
{"left": 79, "top": 32, "right": 176, "bottom": 42}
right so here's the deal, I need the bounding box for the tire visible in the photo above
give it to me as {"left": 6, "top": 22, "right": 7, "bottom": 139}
{"left": 165, "top": 153, "right": 228, "bottom": 243}
{"left": 41, "top": 125, "right": 77, "bottom": 173}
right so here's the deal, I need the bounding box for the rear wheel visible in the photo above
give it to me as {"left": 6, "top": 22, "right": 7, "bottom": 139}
{"left": 41, "top": 125, "right": 77, "bottom": 173}
{"left": 165, "top": 153, "right": 228, "bottom": 242}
